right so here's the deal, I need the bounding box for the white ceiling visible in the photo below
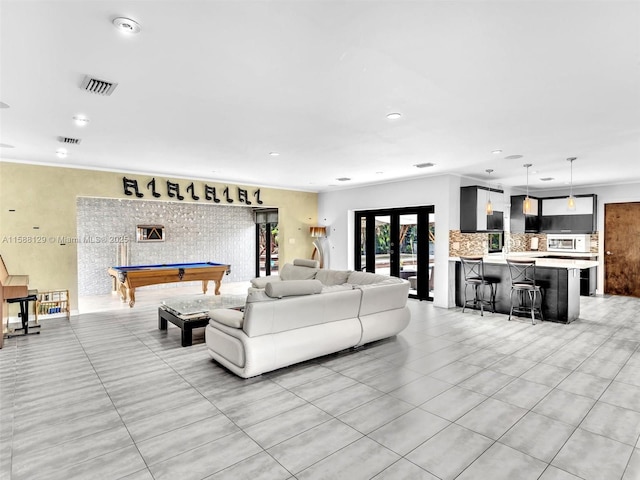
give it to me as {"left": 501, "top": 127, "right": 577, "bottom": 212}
{"left": 1, "top": 0, "right": 639, "bottom": 193}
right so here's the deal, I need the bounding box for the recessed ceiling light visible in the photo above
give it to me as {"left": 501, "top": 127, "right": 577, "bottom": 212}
{"left": 336, "top": 177, "right": 351, "bottom": 182}
{"left": 73, "top": 115, "right": 89, "bottom": 126}
{"left": 56, "top": 148, "right": 68, "bottom": 158}
{"left": 112, "top": 17, "right": 141, "bottom": 34}
{"left": 269, "top": 152, "right": 279, "bottom": 156}
{"left": 0, "top": 102, "right": 9, "bottom": 109}
{"left": 0, "top": 143, "right": 15, "bottom": 148}
{"left": 386, "top": 112, "right": 402, "bottom": 120}
{"left": 414, "top": 162, "right": 436, "bottom": 168}
{"left": 492, "top": 149, "right": 502, "bottom": 154}
{"left": 540, "top": 177, "right": 555, "bottom": 181}
{"left": 505, "top": 154, "right": 524, "bottom": 160}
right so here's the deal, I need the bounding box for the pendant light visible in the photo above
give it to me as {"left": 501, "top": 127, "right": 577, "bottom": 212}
{"left": 523, "top": 163, "right": 533, "bottom": 214}
{"left": 567, "top": 157, "right": 577, "bottom": 210}
{"left": 485, "top": 169, "right": 494, "bottom": 215}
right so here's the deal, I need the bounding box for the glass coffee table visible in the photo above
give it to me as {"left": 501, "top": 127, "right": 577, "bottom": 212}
{"left": 158, "top": 294, "right": 246, "bottom": 347}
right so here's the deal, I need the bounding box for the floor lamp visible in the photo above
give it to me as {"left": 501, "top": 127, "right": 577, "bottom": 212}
{"left": 310, "top": 226, "right": 327, "bottom": 268}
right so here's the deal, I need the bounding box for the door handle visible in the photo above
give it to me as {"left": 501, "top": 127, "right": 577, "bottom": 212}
{"left": 606, "top": 251, "right": 612, "bottom": 255}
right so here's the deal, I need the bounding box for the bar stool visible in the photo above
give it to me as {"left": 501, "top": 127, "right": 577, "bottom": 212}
{"left": 506, "top": 258, "right": 543, "bottom": 325}
{"left": 460, "top": 256, "right": 499, "bottom": 316}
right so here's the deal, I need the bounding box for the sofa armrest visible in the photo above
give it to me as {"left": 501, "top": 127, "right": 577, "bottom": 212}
{"left": 209, "top": 308, "right": 245, "bottom": 328}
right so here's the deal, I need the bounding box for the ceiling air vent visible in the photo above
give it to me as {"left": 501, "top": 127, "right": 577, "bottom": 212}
{"left": 80, "top": 75, "right": 118, "bottom": 96}
{"left": 58, "top": 136, "right": 81, "bottom": 145}
{"left": 540, "top": 177, "right": 555, "bottom": 182}
{"left": 414, "top": 162, "right": 436, "bottom": 168}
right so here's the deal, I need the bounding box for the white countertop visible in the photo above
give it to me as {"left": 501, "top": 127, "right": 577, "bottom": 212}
{"left": 450, "top": 254, "right": 599, "bottom": 269}
{"left": 505, "top": 251, "right": 598, "bottom": 259}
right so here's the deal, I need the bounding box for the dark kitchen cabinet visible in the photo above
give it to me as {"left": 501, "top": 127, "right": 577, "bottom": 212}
{"left": 460, "top": 186, "right": 504, "bottom": 232}
{"left": 510, "top": 195, "right": 540, "bottom": 233}
{"left": 540, "top": 194, "right": 597, "bottom": 234}
{"left": 581, "top": 266, "right": 597, "bottom": 296}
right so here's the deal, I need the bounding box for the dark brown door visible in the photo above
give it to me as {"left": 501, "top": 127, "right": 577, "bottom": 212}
{"left": 604, "top": 202, "right": 640, "bottom": 297}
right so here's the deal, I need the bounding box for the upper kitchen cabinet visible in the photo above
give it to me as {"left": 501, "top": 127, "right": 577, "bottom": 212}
{"left": 510, "top": 195, "right": 541, "bottom": 233}
{"left": 540, "top": 194, "right": 597, "bottom": 233}
{"left": 460, "top": 186, "right": 504, "bottom": 232}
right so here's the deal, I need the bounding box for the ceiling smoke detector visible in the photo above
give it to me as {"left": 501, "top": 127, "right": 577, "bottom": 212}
{"left": 80, "top": 75, "right": 118, "bottom": 96}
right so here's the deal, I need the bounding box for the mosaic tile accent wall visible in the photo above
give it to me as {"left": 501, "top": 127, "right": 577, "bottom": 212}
{"left": 449, "top": 231, "right": 488, "bottom": 257}
{"left": 77, "top": 198, "right": 256, "bottom": 295}
{"left": 449, "top": 231, "right": 599, "bottom": 257}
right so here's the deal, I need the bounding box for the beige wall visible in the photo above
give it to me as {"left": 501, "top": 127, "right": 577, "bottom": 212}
{"left": 0, "top": 162, "right": 318, "bottom": 312}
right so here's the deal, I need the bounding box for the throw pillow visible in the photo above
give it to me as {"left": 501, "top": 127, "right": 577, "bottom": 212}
{"left": 293, "top": 258, "right": 320, "bottom": 268}
{"left": 265, "top": 279, "right": 323, "bottom": 298}
{"left": 280, "top": 263, "right": 318, "bottom": 281}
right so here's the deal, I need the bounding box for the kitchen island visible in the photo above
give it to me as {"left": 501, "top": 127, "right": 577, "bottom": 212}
{"left": 451, "top": 255, "right": 599, "bottom": 323}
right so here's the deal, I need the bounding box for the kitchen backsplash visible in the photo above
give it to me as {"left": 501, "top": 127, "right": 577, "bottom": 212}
{"left": 449, "top": 231, "right": 599, "bottom": 257}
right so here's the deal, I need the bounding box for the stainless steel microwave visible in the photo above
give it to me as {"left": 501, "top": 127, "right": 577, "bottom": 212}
{"left": 546, "top": 234, "right": 591, "bottom": 253}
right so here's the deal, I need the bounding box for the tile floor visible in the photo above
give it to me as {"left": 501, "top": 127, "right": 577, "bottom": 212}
{"left": 1, "top": 285, "right": 639, "bottom": 480}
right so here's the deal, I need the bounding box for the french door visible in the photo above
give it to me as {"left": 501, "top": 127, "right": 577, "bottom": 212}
{"left": 355, "top": 206, "right": 435, "bottom": 300}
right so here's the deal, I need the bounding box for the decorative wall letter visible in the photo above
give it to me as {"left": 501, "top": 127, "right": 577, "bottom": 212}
{"left": 238, "top": 188, "right": 251, "bottom": 205}
{"left": 147, "top": 178, "right": 161, "bottom": 198}
{"left": 253, "top": 189, "right": 264, "bottom": 205}
{"left": 123, "top": 177, "right": 144, "bottom": 198}
{"left": 166, "top": 181, "right": 184, "bottom": 200}
{"left": 223, "top": 187, "right": 233, "bottom": 203}
{"left": 204, "top": 185, "right": 221, "bottom": 203}
{"left": 186, "top": 182, "right": 200, "bottom": 201}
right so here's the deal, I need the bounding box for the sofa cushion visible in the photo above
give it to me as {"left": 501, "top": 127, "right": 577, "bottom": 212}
{"left": 347, "top": 271, "right": 399, "bottom": 285}
{"left": 321, "top": 284, "right": 355, "bottom": 293}
{"left": 293, "top": 258, "right": 320, "bottom": 268}
{"left": 209, "top": 309, "right": 245, "bottom": 328}
{"left": 315, "top": 269, "right": 351, "bottom": 286}
{"left": 265, "top": 279, "right": 323, "bottom": 298}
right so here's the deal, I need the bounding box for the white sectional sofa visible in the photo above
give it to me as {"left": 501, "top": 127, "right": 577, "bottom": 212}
{"left": 205, "top": 260, "right": 411, "bottom": 378}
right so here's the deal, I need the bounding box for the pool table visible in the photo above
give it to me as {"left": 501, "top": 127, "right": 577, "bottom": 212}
{"left": 108, "top": 262, "right": 230, "bottom": 307}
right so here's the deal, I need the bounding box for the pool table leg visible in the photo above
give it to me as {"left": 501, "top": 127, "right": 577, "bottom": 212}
{"left": 117, "top": 283, "right": 127, "bottom": 303}
{"left": 128, "top": 288, "right": 136, "bottom": 308}
{"left": 214, "top": 280, "right": 221, "bottom": 295}
{"left": 202, "top": 280, "right": 208, "bottom": 295}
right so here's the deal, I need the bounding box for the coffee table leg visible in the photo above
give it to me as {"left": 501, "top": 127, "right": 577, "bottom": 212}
{"left": 181, "top": 326, "right": 192, "bottom": 347}
{"left": 158, "top": 311, "right": 167, "bottom": 330}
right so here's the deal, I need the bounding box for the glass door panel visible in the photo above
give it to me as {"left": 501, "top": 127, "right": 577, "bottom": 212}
{"left": 399, "top": 214, "right": 418, "bottom": 295}
{"left": 255, "top": 220, "right": 278, "bottom": 277}
{"left": 360, "top": 216, "right": 367, "bottom": 271}
{"left": 374, "top": 215, "right": 391, "bottom": 275}
{"left": 428, "top": 212, "right": 435, "bottom": 298}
